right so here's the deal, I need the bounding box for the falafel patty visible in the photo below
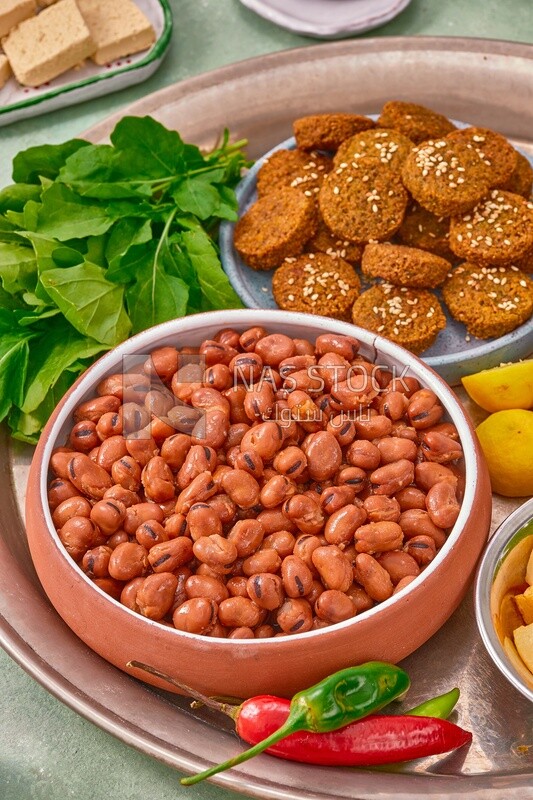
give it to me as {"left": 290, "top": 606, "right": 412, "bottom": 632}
{"left": 442, "top": 263, "right": 533, "bottom": 338}
{"left": 402, "top": 138, "right": 493, "bottom": 217}
{"left": 256, "top": 149, "right": 332, "bottom": 198}
{"left": 352, "top": 283, "right": 446, "bottom": 354}
{"left": 234, "top": 187, "right": 318, "bottom": 270}
{"left": 272, "top": 252, "right": 361, "bottom": 319}
{"left": 293, "top": 113, "right": 375, "bottom": 152}
{"left": 449, "top": 190, "right": 533, "bottom": 267}
{"left": 377, "top": 101, "right": 456, "bottom": 145}
{"left": 361, "top": 242, "right": 452, "bottom": 288}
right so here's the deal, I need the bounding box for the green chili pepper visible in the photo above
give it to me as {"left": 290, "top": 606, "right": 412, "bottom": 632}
{"left": 406, "top": 687, "right": 460, "bottom": 720}
{"left": 180, "top": 661, "right": 410, "bottom": 786}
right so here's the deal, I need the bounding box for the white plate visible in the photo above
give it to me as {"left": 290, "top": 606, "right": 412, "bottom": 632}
{"left": 0, "top": 0, "right": 172, "bottom": 127}
{"left": 239, "top": 0, "right": 413, "bottom": 39}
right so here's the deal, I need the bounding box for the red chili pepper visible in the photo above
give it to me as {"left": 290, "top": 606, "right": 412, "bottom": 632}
{"left": 235, "top": 695, "right": 472, "bottom": 766}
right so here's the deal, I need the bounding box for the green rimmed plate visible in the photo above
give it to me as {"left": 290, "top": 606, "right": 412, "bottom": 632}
{"left": 0, "top": 0, "right": 172, "bottom": 127}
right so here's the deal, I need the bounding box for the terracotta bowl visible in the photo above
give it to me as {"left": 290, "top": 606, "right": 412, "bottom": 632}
{"left": 26, "top": 309, "right": 492, "bottom": 699}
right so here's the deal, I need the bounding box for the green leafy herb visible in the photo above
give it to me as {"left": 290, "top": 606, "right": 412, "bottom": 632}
{"left": 0, "top": 116, "right": 250, "bottom": 442}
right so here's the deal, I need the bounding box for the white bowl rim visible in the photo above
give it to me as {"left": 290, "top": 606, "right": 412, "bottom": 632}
{"left": 474, "top": 496, "right": 533, "bottom": 703}
{"left": 38, "top": 309, "right": 479, "bottom": 646}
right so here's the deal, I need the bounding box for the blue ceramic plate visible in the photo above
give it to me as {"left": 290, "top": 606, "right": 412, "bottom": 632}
{"left": 220, "top": 132, "right": 533, "bottom": 386}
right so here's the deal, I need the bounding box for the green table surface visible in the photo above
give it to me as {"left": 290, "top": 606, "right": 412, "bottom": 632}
{"left": 1, "top": 1, "right": 532, "bottom": 798}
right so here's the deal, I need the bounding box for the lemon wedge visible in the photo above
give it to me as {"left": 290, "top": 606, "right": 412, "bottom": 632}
{"left": 462, "top": 361, "right": 533, "bottom": 412}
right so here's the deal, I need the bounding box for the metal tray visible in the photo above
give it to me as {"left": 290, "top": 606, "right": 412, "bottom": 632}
{"left": 2, "top": 37, "right": 533, "bottom": 800}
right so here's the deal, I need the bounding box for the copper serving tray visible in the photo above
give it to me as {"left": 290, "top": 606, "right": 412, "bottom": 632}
{"left": 1, "top": 37, "right": 532, "bottom": 800}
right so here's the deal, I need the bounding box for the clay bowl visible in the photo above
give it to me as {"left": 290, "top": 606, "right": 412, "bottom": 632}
{"left": 26, "top": 309, "right": 492, "bottom": 699}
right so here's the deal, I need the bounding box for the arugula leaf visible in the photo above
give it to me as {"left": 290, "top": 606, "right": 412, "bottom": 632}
{"left": 181, "top": 228, "right": 243, "bottom": 310}
{"left": 21, "top": 319, "right": 108, "bottom": 413}
{"left": 0, "top": 243, "right": 37, "bottom": 294}
{"left": 0, "top": 184, "right": 42, "bottom": 214}
{"left": 9, "top": 369, "right": 77, "bottom": 444}
{"left": 12, "top": 140, "right": 91, "bottom": 184}
{"left": 126, "top": 258, "right": 189, "bottom": 333}
{"left": 35, "top": 184, "right": 118, "bottom": 241}
{"left": 105, "top": 218, "right": 152, "bottom": 273}
{"left": 58, "top": 144, "right": 155, "bottom": 199}
{"left": 39, "top": 262, "right": 131, "bottom": 345}
{"left": 172, "top": 179, "right": 221, "bottom": 220}
{"left": 111, "top": 116, "right": 193, "bottom": 179}
{"left": 0, "top": 328, "right": 35, "bottom": 421}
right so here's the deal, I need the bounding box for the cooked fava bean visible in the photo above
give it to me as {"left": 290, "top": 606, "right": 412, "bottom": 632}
{"left": 226, "top": 576, "right": 248, "bottom": 598}
{"left": 312, "top": 545, "right": 353, "bottom": 591}
{"left": 303, "top": 431, "right": 342, "bottom": 481}
{"left": 336, "top": 466, "right": 367, "bottom": 493}
{"left": 47, "top": 478, "right": 80, "bottom": 511}
{"left": 239, "top": 326, "right": 267, "bottom": 352}
{"left": 173, "top": 598, "right": 218, "bottom": 634}
{"left": 90, "top": 499, "right": 126, "bottom": 535}
{"left": 227, "top": 519, "right": 265, "bottom": 558}
{"left": 187, "top": 503, "right": 223, "bottom": 541}
{"left": 244, "top": 383, "right": 274, "bottom": 421}
{"left": 107, "top": 531, "right": 129, "bottom": 549}
{"left": 74, "top": 395, "right": 121, "bottom": 423}
{"left": 257, "top": 507, "right": 298, "bottom": 534}
{"left": 283, "top": 494, "right": 324, "bottom": 535}
{"left": 242, "top": 548, "right": 282, "bottom": 576}
{"left": 58, "top": 516, "right": 101, "bottom": 561}
{"left": 164, "top": 513, "right": 189, "bottom": 539}
{"left": 137, "top": 573, "right": 178, "bottom": 620}
{"left": 254, "top": 333, "right": 295, "bottom": 367}
{"left": 204, "top": 363, "right": 233, "bottom": 392}
{"left": 111, "top": 455, "right": 142, "bottom": 492}
{"left": 96, "top": 436, "right": 129, "bottom": 471}
{"left": 326, "top": 414, "right": 356, "bottom": 446}
{"left": 193, "top": 534, "right": 237, "bottom": 568}
{"left": 324, "top": 504, "right": 367, "bottom": 547}
{"left": 277, "top": 598, "right": 314, "bottom": 634}
{"left": 346, "top": 585, "right": 374, "bottom": 613}
{"left": 354, "top": 414, "right": 392, "bottom": 441}
{"left": 404, "top": 535, "right": 437, "bottom": 566}
{"left": 414, "top": 461, "right": 459, "bottom": 492}
{"left": 260, "top": 474, "right": 297, "bottom": 508}
{"left": 69, "top": 420, "right": 99, "bottom": 453}
{"left": 82, "top": 545, "right": 113, "bottom": 578}
{"left": 175, "top": 471, "right": 217, "bottom": 514}
{"left": 145, "top": 346, "right": 179, "bottom": 383}
{"left": 240, "top": 421, "right": 284, "bottom": 460}
{"left": 315, "top": 590, "right": 356, "bottom": 623}
{"left": 234, "top": 449, "right": 264, "bottom": 479}
{"left": 346, "top": 439, "right": 381, "bottom": 471}
{"left": 426, "top": 481, "right": 461, "bottom": 529}
{"left": 377, "top": 436, "right": 418, "bottom": 464}
{"left": 135, "top": 520, "right": 169, "bottom": 549}
{"left": 53, "top": 496, "right": 92, "bottom": 528}
{"left": 394, "top": 575, "right": 417, "bottom": 594}
{"left": 420, "top": 431, "right": 463, "bottom": 464}
{"left": 354, "top": 554, "right": 393, "bottom": 602}
{"left": 370, "top": 459, "right": 414, "bottom": 496}
{"left": 261, "top": 530, "right": 295, "bottom": 558}
{"left": 228, "top": 627, "right": 254, "bottom": 639}
{"left": 148, "top": 536, "right": 194, "bottom": 572}
{"left": 205, "top": 494, "right": 236, "bottom": 526}
{"left": 399, "top": 509, "right": 446, "bottom": 547}
{"left": 375, "top": 391, "right": 409, "bottom": 421}
{"left": 96, "top": 411, "right": 123, "bottom": 439}
{"left": 246, "top": 573, "right": 285, "bottom": 610}
{"left": 363, "top": 495, "right": 401, "bottom": 523}
{"left": 120, "top": 577, "right": 144, "bottom": 612}
{"left": 320, "top": 485, "right": 357, "bottom": 515}
{"left": 272, "top": 446, "right": 307, "bottom": 478}
{"left": 177, "top": 445, "right": 217, "bottom": 490}
{"left": 218, "top": 596, "right": 263, "bottom": 628}
{"left": 281, "top": 555, "right": 314, "bottom": 598}
{"left": 408, "top": 389, "right": 444, "bottom": 430}
{"left": 67, "top": 453, "right": 113, "bottom": 499}
{"left": 103, "top": 483, "right": 141, "bottom": 508}
{"left": 108, "top": 542, "right": 148, "bottom": 581}
{"left": 185, "top": 575, "right": 229, "bottom": 604}
{"left": 293, "top": 534, "right": 321, "bottom": 574}
{"left": 221, "top": 469, "right": 261, "bottom": 508}
{"left": 355, "top": 521, "right": 404, "bottom": 554}
{"left": 315, "top": 333, "right": 359, "bottom": 361}
{"left": 124, "top": 435, "right": 159, "bottom": 468}
{"left": 93, "top": 577, "right": 123, "bottom": 600}
{"left": 394, "top": 486, "right": 427, "bottom": 511}
{"left": 124, "top": 503, "right": 165, "bottom": 535}
{"left": 377, "top": 550, "right": 420, "bottom": 585}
